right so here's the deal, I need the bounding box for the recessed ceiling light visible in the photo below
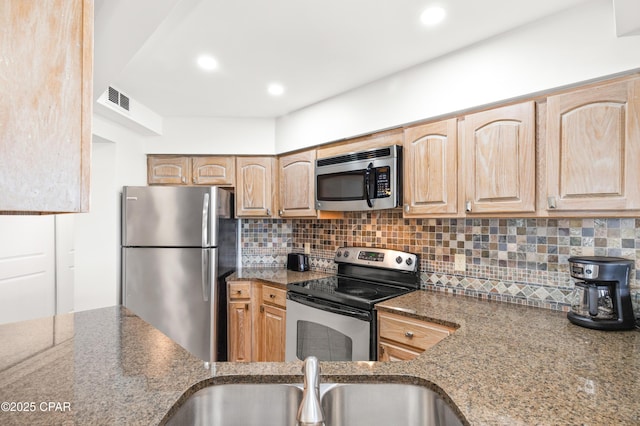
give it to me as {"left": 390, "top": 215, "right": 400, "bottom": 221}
{"left": 420, "top": 6, "right": 446, "bottom": 26}
{"left": 197, "top": 55, "right": 218, "bottom": 71}
{"left": 267, "top": 83, "right": 285, "bottom": 96}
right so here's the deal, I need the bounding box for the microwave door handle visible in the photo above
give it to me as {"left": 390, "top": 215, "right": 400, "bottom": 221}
{"left": 364, "top": 162, "right": 374, "bottom": 208}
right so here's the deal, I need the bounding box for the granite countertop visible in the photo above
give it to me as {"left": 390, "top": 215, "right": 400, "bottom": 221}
{"left": 227, "top": 267, "right": 332, "bottom": 286}
{"left": 0, "top": 269, "right": 638, "bottom": 425}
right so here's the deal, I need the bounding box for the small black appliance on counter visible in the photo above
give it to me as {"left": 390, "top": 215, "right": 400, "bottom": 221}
{"left": 567, "top": 256, "right": 636, "bottom": 331}
{"left": 287, "top": 253, "right": 310, "bottom": 272}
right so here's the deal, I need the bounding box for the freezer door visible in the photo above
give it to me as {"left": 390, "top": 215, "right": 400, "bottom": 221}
{"left": 122, "top": 247, "right": 224, "bottom": 362}
{"left": 122, "top": 186, "right": 232, "bottom": 247}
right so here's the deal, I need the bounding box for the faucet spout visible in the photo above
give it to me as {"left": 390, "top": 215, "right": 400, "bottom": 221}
{"left": 297, "top": 356, "right": 325, "bottom": 426}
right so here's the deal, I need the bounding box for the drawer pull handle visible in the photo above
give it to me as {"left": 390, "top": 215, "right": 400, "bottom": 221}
{"left": 236, "top": 290, "right": 242, "bottom": 294}
{"left": 269, "top": 294, "right": 276, "bottom": 299}
{"left": 405, "top": 331, "right": 414, "bottom": 338}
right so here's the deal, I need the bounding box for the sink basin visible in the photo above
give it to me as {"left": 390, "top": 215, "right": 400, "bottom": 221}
{"left": 163, "top": 382, "right": 465, "bottom": 426}
{"left": 164, "top": 383, "right": 303, "bottom": 426}
{"left": 321, "top": 383, "right": 464, "bottom": 426}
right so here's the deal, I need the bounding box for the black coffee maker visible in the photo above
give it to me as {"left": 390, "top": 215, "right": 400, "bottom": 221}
{"left": 567, "top": 256, "right": 635, "bottom": 331}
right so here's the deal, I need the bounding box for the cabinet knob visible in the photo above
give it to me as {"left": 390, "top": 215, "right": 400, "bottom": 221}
{"left": 266, "top": 208, "right": 271, "bottom": 216}
{"left": 278, "top": 210, "right": 283, "bottom": 216}
{"left": 547, "top": 196, "right": 557, "bottom": 209}
{"left": 269, "top": 294, "right": 276, "bottom": 299}
{"left": 404, "top": 204, "right": 410, "bottom": 213}
{"left": 245, "top": 303, "right": 249, "bottom": 310}
{"left": 236, "top": 290, "right": 242, "bottom": 294}
{"left": 405, "top": 331, "right": 414, "bottom": 339}
{"left": 379, "top": 346, "right": 385, "bottom": 355}
{"left": 181, "top": 176, "right": 186, "bottom": 184}
{"left": 465, "top": 201, "right": 472, "bottom": 212}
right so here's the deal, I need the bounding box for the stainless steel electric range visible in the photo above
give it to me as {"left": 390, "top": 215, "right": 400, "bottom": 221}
{"left": 285, "top": 246, "right": 420, "bottom": 361}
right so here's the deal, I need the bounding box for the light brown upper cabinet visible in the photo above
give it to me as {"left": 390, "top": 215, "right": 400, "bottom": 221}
{"left": 403, "top": 119, "right": 458, "bottom": 216}
{"left": 545, "top": 77, "right": 640, "bottom": 212}
{"left": 462, "top": 101, "right": 536, "bottom": 214}
{"left": 278, "top": 150, "right": 317, "bottom": 217}
{"left": 148, "top": 155, "right": 235, "bottom": 186}
{"left": 0, "top": 0, "right": 93, "bottom": 213}
{"left": 236, "top": 157, "right": 277, "bottom": 218}
{"left": 191, "top": 156, "right": 235, "bottom": 186}
{"left": 147, "top": 156, "right": 191, "bottom": 185}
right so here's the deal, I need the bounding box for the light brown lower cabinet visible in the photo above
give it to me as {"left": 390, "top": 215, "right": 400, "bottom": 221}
{"left": 377, "top": 311, "right": 456, "bottom": 361}
{"left": 227, "top": 281, "right": 287, "bottom": 362}
{"left": 227, "top": 281, "right": 253, "bottom": 362}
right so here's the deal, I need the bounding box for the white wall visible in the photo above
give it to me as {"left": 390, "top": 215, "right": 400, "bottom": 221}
{"left": 145, "top": 116, "right": 276, "bottom": 155}
{"left": 275, "top": 0, "right": 640, "bottom": 152}
{"left": 72, "top": 115, "right": 148, "bottom": 312}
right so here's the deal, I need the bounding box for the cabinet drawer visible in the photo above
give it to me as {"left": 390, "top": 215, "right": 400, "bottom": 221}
{"left": 378, "top": 312, "right": 455, "bottom": 351}
{"left": 261, "top": 285, "right": 287, "bottom": 308}
{"left": 228, "top": 282, "right": 251, "bottom": 300}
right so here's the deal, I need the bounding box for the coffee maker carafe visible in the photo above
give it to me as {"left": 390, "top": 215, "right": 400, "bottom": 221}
{"left": 567, "top": 256, "right": 635, "bottom": 331}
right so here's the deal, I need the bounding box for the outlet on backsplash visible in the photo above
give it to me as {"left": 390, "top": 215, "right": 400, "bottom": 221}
{"left": 454, "top": 254, "right": 466, "bottom": 272}
{"left": 304, "top": 242, "right": 311, "bottom": 254}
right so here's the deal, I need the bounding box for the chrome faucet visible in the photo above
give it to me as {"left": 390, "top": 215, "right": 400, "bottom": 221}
{"left": 297, "top": 356, "right": 325, "bottom": 426}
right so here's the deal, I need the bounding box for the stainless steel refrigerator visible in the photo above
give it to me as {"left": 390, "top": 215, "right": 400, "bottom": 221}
{"left": 121, "top": 186, "right": 237, "bottom": 363}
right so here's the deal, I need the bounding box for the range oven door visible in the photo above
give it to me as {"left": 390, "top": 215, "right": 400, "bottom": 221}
{"left": 285, "top": 293, "right": 372, "bottom": 362}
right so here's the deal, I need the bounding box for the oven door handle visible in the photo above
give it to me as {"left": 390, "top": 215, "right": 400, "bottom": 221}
{"left": 288, "top": 293, "right": 372, "bottom": 321}
{"left": 364, "top": 162, "right": 374, "bottom": 208}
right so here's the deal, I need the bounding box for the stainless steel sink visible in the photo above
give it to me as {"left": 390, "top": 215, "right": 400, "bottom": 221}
{"left": 164, "top": 383, "right": 303, "bottom": 426}
{"left": 164, "top": 382, "right": 465, "bottom": 426}
{"left": 321, "top": 383, "right": 464, "bottom": 426}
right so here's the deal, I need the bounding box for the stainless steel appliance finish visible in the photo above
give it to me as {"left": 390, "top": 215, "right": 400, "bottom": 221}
{"left": 122, "top": 186, "right": 237, "bottom": 363}
{"left": 315, "top": 145, "right": 402, "bottom": 211}
{"left": 286, "top": 246, "right": 419, "bottom": 362}
{"left": 163, "top": 382, "right": 465, "bottom": 426}
{"left": 567, "top": 256, "right": 636, "bottom": 331}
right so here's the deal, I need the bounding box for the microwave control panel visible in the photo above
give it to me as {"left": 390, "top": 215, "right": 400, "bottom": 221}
{"left": 374, "top": 166, "right": 391, "bottom": 198}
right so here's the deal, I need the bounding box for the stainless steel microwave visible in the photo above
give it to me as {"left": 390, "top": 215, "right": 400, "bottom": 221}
{"left": 315, "top": 145, "right": 402, "bottom": 211}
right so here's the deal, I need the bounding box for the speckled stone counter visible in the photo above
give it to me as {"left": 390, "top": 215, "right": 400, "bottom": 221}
{"left": 227, "top": 267, "right": 332, "bottom": 286}
{"left": 1, "top": 275, "right": 639, "bottom": 425}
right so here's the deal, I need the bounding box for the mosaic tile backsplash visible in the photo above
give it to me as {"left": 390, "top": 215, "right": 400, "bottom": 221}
{"left": 240, "top": 212, "right": 640, "bottom": 313}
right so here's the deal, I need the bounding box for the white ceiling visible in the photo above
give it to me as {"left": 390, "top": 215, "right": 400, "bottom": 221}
{"left": 101, "top": 0, "right": 592, "bottom": 119}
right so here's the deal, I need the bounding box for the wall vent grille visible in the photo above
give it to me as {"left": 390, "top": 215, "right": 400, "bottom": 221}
{"left": 107, "top": 86, "right": 130, "bottom": 111}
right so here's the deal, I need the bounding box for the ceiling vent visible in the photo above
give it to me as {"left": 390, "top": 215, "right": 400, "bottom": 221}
{"left": 107, "top": 86, "right": 130, "bottom": 112}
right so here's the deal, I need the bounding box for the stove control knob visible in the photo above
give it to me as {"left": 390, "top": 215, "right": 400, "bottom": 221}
{"left": 406, "top": 258, "right": 413, "bottom": 266}
{"left": 336, "top": 251, "right": 342, "bottom": 258}
{"left": 396, "top": 256, "right": 403, "bottom": 264}
{"left": 343, "top": 251, "right": 350, "bottom": 258}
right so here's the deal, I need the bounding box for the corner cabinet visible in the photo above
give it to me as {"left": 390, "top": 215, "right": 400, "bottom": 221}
{"left": 236, "top": 157, "right": 277, "bottom": 218}
{"left": 403, "top": 119, "right": 458, "bottom": 216}
{"left": 377, "top": 311, "right": 456, "bottom": 361}
{"left": 545, "top": 77, "right": 640, "bottom": 212}
{"left": 0, "top": 0, "right": 93, "bottom": 213}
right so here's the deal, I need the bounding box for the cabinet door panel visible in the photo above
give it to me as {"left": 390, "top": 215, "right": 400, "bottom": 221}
{"left": 463, "top": 101, "right": 535, "bottom": 213}
{"left": 403, "top": 119, "right": 457, "bottom": 216}
{"left": 192, "top": 157, "right": 235, "bottom": 186}
{"left": 228, "top": 300, "right": 252, "bottom": 362}
{"left": 262, "top": 305, "right": 286, "bottom": 362}
{"left": 0, "top": 0, "right": 92, "bottom": 212}
{"left": 279, "top": 151, "right": 316, "bottom": 217}
{"left": 546, "top": 78, "right": 640, "bottom": 211}
{"left": 147, "top": 156, "right": 190, "bottom": 185}
{"left": 236, "top": 157, "right": 275, "bottom": 217}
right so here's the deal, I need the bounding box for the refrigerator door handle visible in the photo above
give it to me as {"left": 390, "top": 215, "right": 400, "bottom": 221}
{"left": 202, "top": 193, "right": 210, "bottom": 247}
{"left": 202, "top": 249, "right": 210, "bottom": 302}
